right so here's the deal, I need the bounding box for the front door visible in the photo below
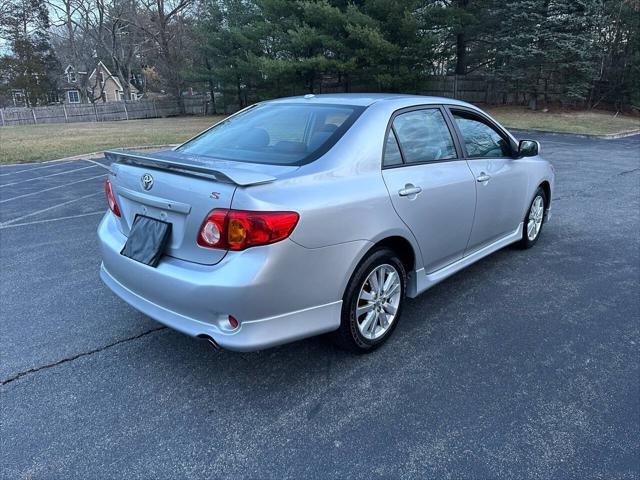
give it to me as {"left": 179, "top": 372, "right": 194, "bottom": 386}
{"left": 448, "top": 108, "right": 529, "bottom": 252}
{"left": 381, "top": 107, "right": 476, "bottom": 274}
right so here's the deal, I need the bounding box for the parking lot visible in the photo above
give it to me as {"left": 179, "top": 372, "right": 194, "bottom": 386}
{"left": 1, "top": 132, "right": 638, "bottom": 479}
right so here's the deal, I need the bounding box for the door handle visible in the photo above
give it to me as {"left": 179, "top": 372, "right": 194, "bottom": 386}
{"left": 398, "top": 185, "right": 422, "bottom": 197}
{"left": 476, "top": 173, "right": 491, "bottom": 183}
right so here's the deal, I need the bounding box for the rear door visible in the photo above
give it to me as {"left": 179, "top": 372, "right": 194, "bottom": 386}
{"left": 381, "top": 107, "right": 477, "bottom": 274}
{"left": 447, "top": 108, "right": 529, "bottom": 252}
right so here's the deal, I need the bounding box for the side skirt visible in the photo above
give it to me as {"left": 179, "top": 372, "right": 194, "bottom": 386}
{"left": 406, "top": 222, "right": 523, "bottom": 298}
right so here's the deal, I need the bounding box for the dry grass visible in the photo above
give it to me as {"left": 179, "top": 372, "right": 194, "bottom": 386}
{"left": 1, "top": 108, "right": 638, "bottom": 165}
{"left": 486, "top": 106, "right": 640, "bottom": 135}
{"left": 0, "top": 116, "right": 224, "bottom": 164}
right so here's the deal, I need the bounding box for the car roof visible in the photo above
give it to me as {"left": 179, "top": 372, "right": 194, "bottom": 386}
{"left": 265, "top": 93, "right": 476, "bottom": 109}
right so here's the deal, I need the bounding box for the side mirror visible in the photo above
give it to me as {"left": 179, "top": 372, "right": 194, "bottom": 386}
{"left": 518, "top": 139, "right": 540, "bottom": 157}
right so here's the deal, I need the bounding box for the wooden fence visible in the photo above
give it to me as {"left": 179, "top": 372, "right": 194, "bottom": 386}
{"left": 418, "top": 75, "right": 565, "bottom": 106}
{"left": 0, "top": 96, "right": 210, "bottom": 127}
{"left": 0, "top": 76, "right": 569, "bottom": 127}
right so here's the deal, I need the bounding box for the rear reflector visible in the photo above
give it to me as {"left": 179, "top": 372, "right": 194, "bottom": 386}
{"left": 198, "top": 209, "right": 299, "bottom": 251}
{"left": 105, "top": 178, "right": 121, "bottom": 217}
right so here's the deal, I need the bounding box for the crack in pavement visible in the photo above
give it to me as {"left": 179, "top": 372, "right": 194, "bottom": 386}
{"left": 554, "top": 166, "right": 639, "bottom": 202}
{"left": 1, "top": 326, "right": 167, "bottom": 386}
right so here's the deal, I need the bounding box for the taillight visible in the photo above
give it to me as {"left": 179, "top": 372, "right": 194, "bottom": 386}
{"left": 197, "top": 209, "right": 227, "bottom": 248}
{"left": 105, "top": 178, "right": 121, "bottom": 217}
{"left": 197, "top": 209, "right": 299, "bottom": 251}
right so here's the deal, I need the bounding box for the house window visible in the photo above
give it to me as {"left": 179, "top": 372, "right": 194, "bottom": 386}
{"left": 13, "top": 91, "right": 26, "bottom": 106}
{"left": 67, "top": 90, "right": 80, "bottom": 103}
{"left": 130, "top": 92, "right": 136, "bottom": 101}
{"left": 67, "top": 72, "right": 77, "bottom": 83}
{"left": 119, "top": 91, "right": 125, "bottom": 101}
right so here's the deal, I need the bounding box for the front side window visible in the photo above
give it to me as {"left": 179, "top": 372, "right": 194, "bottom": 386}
{"left": 452, "top": 111, "right": 512, "bottom": 158}
{"left": 392, "top": 109, "right": 456, "bottom": 164}
{"left": 178, "top": 103, "right": 364, "bottom": 166}
{"left": 67, "top": 90, "right": 80, "bottom": 103}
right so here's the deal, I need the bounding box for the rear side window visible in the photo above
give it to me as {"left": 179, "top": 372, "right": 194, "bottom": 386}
{"left": 392, "top": 109, "right": 457, "bottom": 164}
{"left": 452, "top": 112, "right": 512, "bottom": 158}
{"left": 177, "top": 103, "right": 364, "bottom": 166}
{"left": 383, "top": 130, "right": 403, "bottom": 167}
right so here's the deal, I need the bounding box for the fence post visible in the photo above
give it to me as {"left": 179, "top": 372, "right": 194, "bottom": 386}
{"left": 0, "top": 108, "right": 4, "bottom": 127}
{"left": 62, "top": 104, "right": 68, "bottom": 123}
{"left": 94, "top": 103, "right": 99, "bottom": 122}
{"left": 123, "top": 101, "right": 129, "bottom": 121}
{"left": 31, "top": 108, "right": 37, "bottom": 125}
{"left": 152, "top": 99, "right": 158, "bottom": 118}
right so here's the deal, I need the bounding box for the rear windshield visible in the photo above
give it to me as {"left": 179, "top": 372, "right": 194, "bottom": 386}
{"left": 177, "top": 103, "right": 365, "bottom": 166}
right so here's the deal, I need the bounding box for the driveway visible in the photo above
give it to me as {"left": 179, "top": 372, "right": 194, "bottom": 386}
{"left": 1, "top": 133, "right": 638, "bottom": 479}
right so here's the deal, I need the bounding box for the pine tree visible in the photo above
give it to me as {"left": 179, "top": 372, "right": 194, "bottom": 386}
{"left": 490, "top": 0, "right": 598, "bottom": 107}
{"left": 0, "top": 0, "right": 59, "bottom": 106}
{"left": 189, "top": 0, "right": 639, "bottom": 109}
{"left": 193, "top": 0, "right": 264, "bottom": 108}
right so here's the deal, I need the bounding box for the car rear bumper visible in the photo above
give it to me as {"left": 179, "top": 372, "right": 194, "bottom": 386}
{"left": 100, "top": 263, "right": 341, "bottom": 351}
{"left": 98, "top": 213, "right": 368, "bottom": 351}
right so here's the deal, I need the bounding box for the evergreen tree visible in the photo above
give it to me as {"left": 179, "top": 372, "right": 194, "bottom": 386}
{"left": 491, "top": 0, "right": 598, "bottom": 107}
{"left": 0, "top": 0, "right": 59, "bottom": 106}
{"left": 188, "top": 0, "right": 639, "bottom": 110}
{"left": 589, "top": 0, "right": 640, "bottom": 108}
{"left": 193, "top": 0, "right": 264, "bottom": 107}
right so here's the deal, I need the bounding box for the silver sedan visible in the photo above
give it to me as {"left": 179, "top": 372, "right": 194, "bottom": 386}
{"left": 98, "top": 94, "right": 554, "bottom": 353}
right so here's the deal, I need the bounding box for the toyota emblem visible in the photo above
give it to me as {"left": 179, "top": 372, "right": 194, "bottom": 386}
{"left": 141, "top": 173, "right": 154, "bottom": 191}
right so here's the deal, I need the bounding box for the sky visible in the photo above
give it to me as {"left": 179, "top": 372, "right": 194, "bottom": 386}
{"left": 0, "top": 39, "right": 9, "bottom": 55}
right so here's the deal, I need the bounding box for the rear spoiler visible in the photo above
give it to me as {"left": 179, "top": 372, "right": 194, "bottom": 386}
{"left": 104, "top": 150, "right": 277, "bottom": 187}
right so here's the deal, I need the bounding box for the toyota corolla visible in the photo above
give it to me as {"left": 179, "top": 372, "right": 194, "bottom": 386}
{"left": 98, "top": 94, "right": 554, "bottom": 353}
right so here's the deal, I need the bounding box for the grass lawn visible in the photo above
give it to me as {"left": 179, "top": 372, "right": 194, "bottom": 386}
{"left": 0, "top": 116, "right": 224, "bottom": 164}
{"left": 1, "top": 108, "right": 638, "bottom": 164}
{"left": 486, "top": 106, "right": 640, "bottom": 135}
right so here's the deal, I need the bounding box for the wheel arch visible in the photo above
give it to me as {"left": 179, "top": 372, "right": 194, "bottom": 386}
{"left": 539, "top": 180, "right": 551, "bottom": 206}
{"left": 370, "top": 235, "right": 417, "bottom": 274}
{"left": 337, "top": 231, "right": 422, "bottom": 307}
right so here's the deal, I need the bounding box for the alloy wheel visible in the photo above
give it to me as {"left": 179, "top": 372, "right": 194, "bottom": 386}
{"left": 355, "top": 264, "right": 402, "bottom": 340}
{"left": 527, "top": 195, "right": 544, "bottom": 241}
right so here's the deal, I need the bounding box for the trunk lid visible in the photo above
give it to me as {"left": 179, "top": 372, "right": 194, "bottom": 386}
{"left": 106, "top": 150, "right": 297, "bottom": 265}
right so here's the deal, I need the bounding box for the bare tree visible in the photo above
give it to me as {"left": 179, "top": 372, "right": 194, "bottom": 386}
{"left": 47, "top": 0, "right": 145, "bottom": 101}
{"left": 136, "top": 0, "right": 195, "bottom": 98}
{"left": 49, "top": 0, "right": 96, "bottom": 102}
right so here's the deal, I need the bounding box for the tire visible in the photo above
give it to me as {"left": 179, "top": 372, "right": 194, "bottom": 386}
{"left": 333, "top": 247, "right": 406, "bottom": 353}
{"left": 517, "top": 187, "right": 547, "bottom": 249}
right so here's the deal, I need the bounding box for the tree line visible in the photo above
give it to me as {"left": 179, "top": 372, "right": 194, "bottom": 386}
{"left": 1, "top": 0, "right": 638, "bottom": 110}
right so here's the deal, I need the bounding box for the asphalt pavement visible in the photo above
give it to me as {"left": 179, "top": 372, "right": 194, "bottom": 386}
{"left": 1, "top": 132, "right": 638, "bottom": 479}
